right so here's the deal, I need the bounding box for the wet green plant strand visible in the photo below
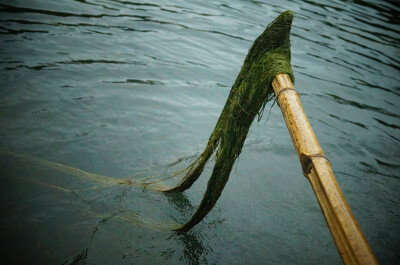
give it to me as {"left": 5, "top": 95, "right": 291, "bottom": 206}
{"left": 165, "top": 11, "right": 295, "bottom": 231}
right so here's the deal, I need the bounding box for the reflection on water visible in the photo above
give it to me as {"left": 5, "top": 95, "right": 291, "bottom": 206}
{"left": 1, "top": 0, "right": 399, "bottom": 264}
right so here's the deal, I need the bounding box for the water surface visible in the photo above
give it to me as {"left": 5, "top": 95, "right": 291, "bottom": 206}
{"left": 1, "top": 0, "right": 399, "bottom": 264}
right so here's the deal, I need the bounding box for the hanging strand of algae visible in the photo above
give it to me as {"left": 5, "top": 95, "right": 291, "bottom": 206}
{"left": 159, "top": 11, "right": 295, "bottom": 231}
{"left": 0, "top": 145, "right": 196, "bottom": 192}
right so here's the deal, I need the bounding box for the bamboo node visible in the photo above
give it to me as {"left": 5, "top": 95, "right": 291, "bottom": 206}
{"left": 276, "top": 87, "right": 299, "bottom": 107}
{"left": 300, "top": 152, "right": 331, "bottom": 177}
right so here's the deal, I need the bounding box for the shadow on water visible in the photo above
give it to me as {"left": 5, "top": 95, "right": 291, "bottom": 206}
{"left": 63, "top": 248, "right": 89, "bottom": 265}
{"left": 173, "top": 231, "right": 210, "bottom": 265}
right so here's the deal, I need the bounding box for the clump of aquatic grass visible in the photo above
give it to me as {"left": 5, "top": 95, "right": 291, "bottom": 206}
{"left": 163, "top": 11, "right": 295, "bottom": 231}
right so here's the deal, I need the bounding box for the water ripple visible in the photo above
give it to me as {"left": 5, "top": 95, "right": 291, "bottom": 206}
{"left": 324, "top": 93, "right": 400, "bottom": 118}
{"left": 1, "top": 0, "right": 400, "bottom": 264}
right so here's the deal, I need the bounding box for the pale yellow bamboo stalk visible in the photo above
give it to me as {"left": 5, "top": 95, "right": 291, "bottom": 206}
{"left": 272, "top": 74, "right": 378, "bottom": 265}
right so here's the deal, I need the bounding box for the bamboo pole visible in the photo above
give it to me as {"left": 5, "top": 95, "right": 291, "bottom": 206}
{"left": 271, "top": 74, "right": 378, "bottom": 265}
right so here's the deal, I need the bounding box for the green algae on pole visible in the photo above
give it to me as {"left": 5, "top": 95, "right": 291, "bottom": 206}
{"left": 165, "top": 11, "right": 295, "bottom": 231}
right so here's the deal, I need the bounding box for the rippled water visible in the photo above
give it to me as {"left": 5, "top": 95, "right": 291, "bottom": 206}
{"left": 1, "top": 0, "right": 399, "bottom": 264}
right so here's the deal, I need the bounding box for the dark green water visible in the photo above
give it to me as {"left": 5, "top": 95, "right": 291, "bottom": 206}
{"left": 0, "top": 0, "right": 399, "bottom": 264}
